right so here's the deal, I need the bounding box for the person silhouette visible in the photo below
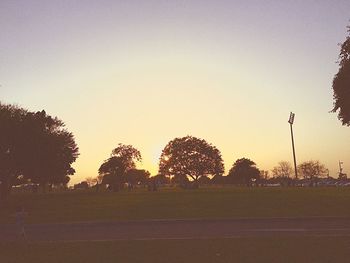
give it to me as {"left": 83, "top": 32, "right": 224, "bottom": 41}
{"left": 15, "top": 206, "right": 27, "bottom": 241}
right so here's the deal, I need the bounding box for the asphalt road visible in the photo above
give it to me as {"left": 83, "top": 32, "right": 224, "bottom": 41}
{"left": 1, "top": 217, "right": 350, "bottom": 242}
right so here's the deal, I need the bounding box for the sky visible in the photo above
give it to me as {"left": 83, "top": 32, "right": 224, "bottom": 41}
{"left": 1, "top": 0, "right": 350, "bottom": 184}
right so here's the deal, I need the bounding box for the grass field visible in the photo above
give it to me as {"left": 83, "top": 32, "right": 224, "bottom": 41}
{"left": 1, "top": 187, "right": 350, "bottom": 224}
{"left": 1, "top": 236, "right": 350, "bottom": 263}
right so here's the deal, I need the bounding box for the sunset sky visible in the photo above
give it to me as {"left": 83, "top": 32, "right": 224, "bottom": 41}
{"left": 1, "top": 0, "right": 350, "bottom": 184}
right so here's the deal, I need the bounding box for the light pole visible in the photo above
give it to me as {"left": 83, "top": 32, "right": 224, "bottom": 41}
{"left": 288, "top": 112, "right": 298, "bottom": 180}
{"left": 338, "top": 161, "right": 347, "bottom": 179}
{"left": 339, "top": 161, "right": 343, "bottom": 174}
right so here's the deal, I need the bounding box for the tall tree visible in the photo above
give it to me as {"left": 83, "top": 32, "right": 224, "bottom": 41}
{"left": 0, "top": 103, "right": 79, "bottom": 199}
{"left": 98, "top": 157, "right": 125, "bottom": 191}
{"left": 158, "top": 136, "right": 224, "bottom": 184}
{"left": 227, "top": 158, "right": 260, "bottom": 186}
{"left": 112, "top": 144, "right": 142, "bottom": 168}
{"left": 20, "top": 110, "right": 79, "bottom": 192}
{"left": 332, "top": 26, "right": 350, "bottom": 125}
{"left": 0, "top": 103, "right": 27, "bottom": 200}
{"left": 125, "top": 169, "right": 150, "bottom": 187}
{"left": 298, "top": 160, "right": 328, "bottom": 186}
{"left": 98, "top": 144, "right": 142, "bottom": 191}
{"left": 272, "top": 161, "right": 293, "bottom": 178}
{"left": 271, "top": 161, "right": 293, "bottom": 186}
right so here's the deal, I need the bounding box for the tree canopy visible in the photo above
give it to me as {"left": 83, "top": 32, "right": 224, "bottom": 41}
{"left": 125, "top": 169, "right": 150, "bottom": 186}
{"left": 111, "top": 144, "right": 142, "bottom": 170}
{"left": 98, "top": 144, "right": 142, "bottom": 191}
{"left": 0, "top": 102, "right": 79, "bottom": 199}
{"left": 332, "top": 26, "right": 350, "bottom": 126}
{"left": 21, "top": 110, "right": 78, "bottom": 188}
{"left": 227, "top": 158, "right": 260, "bottom": 185}
{"left": 272, "top": 161, "right": 293, "bottom": 178}
{"left": 298, "top": 160, "right": 328, "bottom": 181}
{"left": 158, "top": 136, "right": 224, "bottom": 183}
{"left": 271, "top": 161, "right": 294, "bottom": 186}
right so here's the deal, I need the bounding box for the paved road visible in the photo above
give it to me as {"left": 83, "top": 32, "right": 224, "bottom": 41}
{"left": 1, "top": 217, "right": 350, "bottom": 242}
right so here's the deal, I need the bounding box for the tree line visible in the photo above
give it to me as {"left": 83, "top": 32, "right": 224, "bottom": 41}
{"left": 0, "top": 103, "right": 342, "bottom": 199}
{"left": 88, "top": 135, "right": 334, "bottom": 192}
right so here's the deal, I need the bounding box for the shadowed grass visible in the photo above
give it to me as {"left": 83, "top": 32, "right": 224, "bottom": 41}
{"left": 1, "top": 187, "right": 350, "bottom": 224}
{"left": 1, "top": 236, "right": 350, "bottom": 263}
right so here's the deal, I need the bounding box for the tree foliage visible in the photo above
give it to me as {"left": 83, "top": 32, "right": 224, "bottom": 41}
{"left": 112, "top": 144, "right": 142, "bottom": 171}
{"left": 125, "top": 169, "right": 150, "bottom": 186}
{"left": 332, "top": 26, "right": 350, "bottom": 125}
{"left": 0, "top": 103, "right": 26, "bottom": 198}
{"left": 227, "top": 158, "right": 260, "bottom": 185}
{"left": 0, "top": 102, "right": 79, "bottom": 199}
{"left": 272, "top": 161, "right": 293, "bottom": 178}
{"left": 158, "top": 136, "right": 224, "bottom": 182}
{"left": 271, "top": 161, "right": 294, "bottom": 186}
{"left": 298, "top": 160, "right": 328, "bottom": 180}
{"left": 98, "top": 144, "right": 142, "bottom": 191}
{"left": 21, "top": 110, "right": 79, "bottom": 189}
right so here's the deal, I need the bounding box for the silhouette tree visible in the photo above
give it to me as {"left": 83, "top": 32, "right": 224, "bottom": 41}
{"left": 99, "top": 157, "right": 126, "bottom": 191}
{"left": 20, "top": 110, "right": 79, "bottom": 192}
{"left": 98, "top": 144, "right": 141, "bottom": 191}
{"left": 332, "top": 26, "right": 350, "bottom": 126}
{"left": 0, "top": 103, "right": 79, "bottom": 199}
{"left": 227, "top": 158, "right": 260, "bottom": 186}
{"left": 271, "top": 161, "right": 293, "bottom": 186}
{"left": 112, "top": 144, "right": 142, "bottom": 168}
{"left": 0, "top": 103, "right": 27, "bottom": 200}
{"left": 125, "top": 169, "right": 150, "bottom": 188}
{"left": 211, "top": 174, "right": 226, "bottom": 185}
{"left": 158, "top": 136, "right": 224, "bottom": 186}
{"left": 298, "top": 160, "right": 328, "bottom": 186}
{"left": 172, "top": 173, "right": 190, "bottom": 185}
{"left": 272, "top": 161, "right": 293, "bottom": 178}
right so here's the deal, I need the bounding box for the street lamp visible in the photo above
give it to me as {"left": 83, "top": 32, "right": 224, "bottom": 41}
{"left": 288, "top": 112, "right": 298, "bottom": 180}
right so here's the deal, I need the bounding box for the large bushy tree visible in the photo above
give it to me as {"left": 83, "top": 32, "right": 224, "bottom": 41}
{"left": 298, "top": 160, "right": 328, "bottom": 186}
{"left": 158, "top": 136, "right": 224, "bottom": 184}
{"left": 332, "top": 26, "right": 350, "bottom": 126}
{"left": 0, "top": 103, "right": 26, "bottom": 199}
{"left": 227, "top": 158, "right": 260, "bottom": 186}
{"left": 272, "top": 161, "right": 293, "bottom": 178}
{"left": 98, "top": 144, "right": 141, "bottom": 191}
{"left": 125, "top": 169, "right": 150, "bottom": 187}
{"left": 271, "top": 161, "right": 293, "bottom": 186}
{"left": 0, "top": 103, "right": 79, "bottom": 199}
{"left": 21, "top": 110, "right": 79, "bottom": 191}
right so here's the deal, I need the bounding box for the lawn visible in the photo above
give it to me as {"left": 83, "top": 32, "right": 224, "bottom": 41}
{"left": 1, "top": 236, "right": 350, "bottom": 263}
{"left": 1, "top": 186, "right": 350, "bottom": 224}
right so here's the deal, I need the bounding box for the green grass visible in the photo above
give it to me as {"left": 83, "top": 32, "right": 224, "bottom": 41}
{"left": 1, "top": 187, "right": 350, "bottom": 224}
{"left": 1, "top": 236, "right": 350, "bottom": 263}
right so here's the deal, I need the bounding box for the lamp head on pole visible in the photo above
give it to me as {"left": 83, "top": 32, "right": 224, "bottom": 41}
{"left": 288, "top": 112, "right": 295, "bottom": 124}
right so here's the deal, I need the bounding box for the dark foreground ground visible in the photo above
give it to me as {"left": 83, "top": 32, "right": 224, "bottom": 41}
{"left": 2, "top": 187, "right": 350, "bottom": 224}
{"left": 1, "top": 188, "right": 350, "bottom": 262}
{"left": 1, "top": 217, "right": 350, "bottom": 242}
{"left": 1, "top": 236, "right": 350, "bottom": 263}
